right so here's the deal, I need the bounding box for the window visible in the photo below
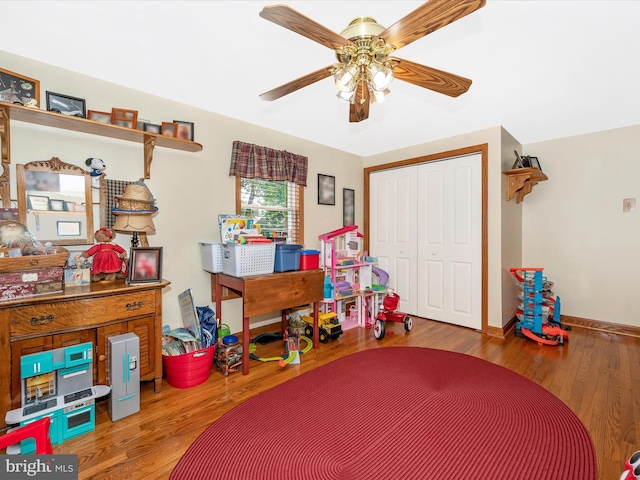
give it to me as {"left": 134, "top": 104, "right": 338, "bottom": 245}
{"left": 236, "top": 177, "right": 303, "bottom": 243}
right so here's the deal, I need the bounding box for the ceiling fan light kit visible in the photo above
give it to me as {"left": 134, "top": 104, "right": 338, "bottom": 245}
{"left": 259, "top": 0, "right": 486, "bottom": 122}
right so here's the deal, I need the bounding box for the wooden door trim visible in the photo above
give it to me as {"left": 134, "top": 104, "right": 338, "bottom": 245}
{"left": 364, "top": 144, "right": 488, "bottom": 334}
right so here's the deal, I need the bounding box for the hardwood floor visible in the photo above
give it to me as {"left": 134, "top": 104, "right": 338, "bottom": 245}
{"left": 24, "top": 318, "right": 640, "bottom": 479}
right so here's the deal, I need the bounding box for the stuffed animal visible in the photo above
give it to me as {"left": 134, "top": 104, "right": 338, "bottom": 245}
{"left": 85, "top": 157, "right": 106, "bottom": 189}
{"left": 0, "top": 220, "right": 46, "bottom": 255}
{"left": 79, "top": 228, "right": 128, "bottom": 282}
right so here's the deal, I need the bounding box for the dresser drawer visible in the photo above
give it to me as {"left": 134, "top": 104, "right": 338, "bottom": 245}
{"left": 10, "top": 290, "right": 156, "bottom": 336}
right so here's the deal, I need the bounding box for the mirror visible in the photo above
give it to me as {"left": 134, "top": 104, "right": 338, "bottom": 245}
{"left": 17, "top": 157, "right": 94, "bottom": 246}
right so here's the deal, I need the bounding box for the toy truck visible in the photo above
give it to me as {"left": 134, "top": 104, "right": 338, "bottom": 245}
{"left": 302, "top": 312, "right": 343, "bottom": 343}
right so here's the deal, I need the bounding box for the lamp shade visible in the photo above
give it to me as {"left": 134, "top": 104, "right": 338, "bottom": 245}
{"left": 112, "top": 213, "right": 156, "bottom": 234}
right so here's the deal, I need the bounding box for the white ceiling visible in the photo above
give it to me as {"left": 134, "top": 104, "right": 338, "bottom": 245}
{"left": 2, "top": 1, "right": 639, "bottom": 157}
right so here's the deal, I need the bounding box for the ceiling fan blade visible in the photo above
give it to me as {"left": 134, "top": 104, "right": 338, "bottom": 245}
{"left": 260, "top": 4, "right": 352, "bottom": 50}
{"left": 260, "top": 66, "right": 335, "bottom": 101}
{"left": 349, "top": 81, "right": 370, "bottom": 123}
{"left": 374, "top": 0, "right": 486, "bottom": 51}
{"left": 391, "top": 57, "right": 472, "bottom": 97}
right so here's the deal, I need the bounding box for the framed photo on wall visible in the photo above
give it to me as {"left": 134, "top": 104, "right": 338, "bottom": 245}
{"left": 0, "top": 67, "right": 40, "bottom": 106}
{"left": 128, "top": 247, "right": 163, "bottom": 284}
{"left": 162, "top": 122, "right": 177, "bottom": 137}
{"left": 343, "top": 188, "right": 355, "bottom": 226}
{"left": 143, "top": 123, "right": 162, "bottom": 134}
{"left": 87, "top": 110, "right": 113, "bottom": 124}
{"left": 173, "top": 120, "right": 194, "bottom": 141}
{"left": 318, "top": 174, "right": 335, "bottom": 205}
{"left": 112, "top": 108, "right": 138, "bottom": 129}
{"left": 529, "top": 156, "right": 542, "bottom": 171}
{"left": 46, "top": 91, "right": 86, "bottom": 118}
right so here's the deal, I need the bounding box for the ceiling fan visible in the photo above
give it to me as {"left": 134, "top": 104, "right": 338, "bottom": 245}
{"left": 259, "top": 0, "right": 486, "bottom": 123}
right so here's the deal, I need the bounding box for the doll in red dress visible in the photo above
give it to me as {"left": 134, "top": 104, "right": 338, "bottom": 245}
{"left": 79, "top": 228, "right": 128, "bottom": 281}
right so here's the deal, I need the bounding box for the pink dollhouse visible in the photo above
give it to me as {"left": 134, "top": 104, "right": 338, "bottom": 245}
{"left": 318, "top": 226, "right": 387, "bottom": 329}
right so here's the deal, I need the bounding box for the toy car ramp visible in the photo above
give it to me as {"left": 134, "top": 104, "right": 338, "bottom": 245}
{"left": 519, "top": 327, "right": 561, "bottom": 346}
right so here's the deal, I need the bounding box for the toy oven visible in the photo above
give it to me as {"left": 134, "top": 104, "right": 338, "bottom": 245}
{"left": 62, "top": 399, "right": 95, "bottom": 441}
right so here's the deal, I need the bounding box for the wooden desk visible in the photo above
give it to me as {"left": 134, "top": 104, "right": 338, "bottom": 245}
{"left": 214, "top": 270, "right": 324, "bottom": 375}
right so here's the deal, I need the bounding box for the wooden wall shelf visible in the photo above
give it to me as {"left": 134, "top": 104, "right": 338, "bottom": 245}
{"left": 503, "top": 167, "right": 548, "bottom": 203}
{"left": 0, "top": 101, "right": 203, "bottom": 183}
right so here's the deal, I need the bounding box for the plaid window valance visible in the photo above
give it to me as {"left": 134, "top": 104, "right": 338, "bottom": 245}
{"left": 229, "top": 140, "right": 308, "bottom": 187}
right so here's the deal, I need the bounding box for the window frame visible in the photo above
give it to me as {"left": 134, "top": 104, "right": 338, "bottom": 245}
{"left": 235, "top": 176, "right": 304, "bottom": 244}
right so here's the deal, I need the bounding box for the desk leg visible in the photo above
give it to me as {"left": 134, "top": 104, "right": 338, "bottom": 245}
{"left": 313, "top": 302, "right": 319, "bottom": 348}
{"left": 242, "top": 314, "right": 250, "bottom": 375}
{"left": 215, "top": 276, "right": 222, "bottom": 329}
{"left": 281, "top": 311, "right": 287, "bottom": 336}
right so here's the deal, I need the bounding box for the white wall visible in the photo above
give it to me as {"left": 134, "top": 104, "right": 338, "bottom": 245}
{"left": 523, "top": 125, "right": 640, "bottom": 327}
{"left": 1, "top": 50, "right": 363, "bottom": 334}
{"left": 500, "top": 128, "right": 524, "bottom": 326}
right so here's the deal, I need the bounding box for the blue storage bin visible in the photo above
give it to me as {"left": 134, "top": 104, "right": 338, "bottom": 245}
{"left": 274, "top": 244, "right": 302, "bottom": 272}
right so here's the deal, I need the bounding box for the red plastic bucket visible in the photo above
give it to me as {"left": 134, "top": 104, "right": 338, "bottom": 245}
{"left": 163, "top": 347, "right": 214, "bottom": 388}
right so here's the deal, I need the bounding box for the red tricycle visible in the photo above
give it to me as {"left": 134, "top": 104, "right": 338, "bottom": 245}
{"left": 373, "top": 292, "right": 412, "bottom": 340}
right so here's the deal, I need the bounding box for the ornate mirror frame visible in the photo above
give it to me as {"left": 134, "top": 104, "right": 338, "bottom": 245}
{"left": 16, "top": 157, "right": 94, "bottom": 246}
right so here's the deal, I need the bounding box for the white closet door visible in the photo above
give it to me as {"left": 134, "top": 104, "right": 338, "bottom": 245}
{"left": 417, "top": 154, "right": 481, "bottom": 329}
{"left": 368, "top": 166, "right": 418, "bottom": 314}
{"left": 369, "top": 153, "right": 481, "bottom": 330}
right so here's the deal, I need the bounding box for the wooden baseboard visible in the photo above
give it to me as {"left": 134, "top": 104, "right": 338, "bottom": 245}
{"left": 488, "top": 315, "right": 640, "bottom": 339}
{"left": 487, "top": 316, "right": 517, "bottom": 339}
{"left": 561, "top": 315, "right": 640, "bottom": 338}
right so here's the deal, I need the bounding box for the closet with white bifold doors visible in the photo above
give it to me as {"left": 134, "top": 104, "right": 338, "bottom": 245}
{"left": 369, "top": 152, "right": 482, "bottom": 330}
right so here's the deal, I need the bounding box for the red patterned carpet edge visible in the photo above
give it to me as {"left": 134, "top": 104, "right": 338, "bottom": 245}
{"left": 170, "top": 347, "right": 596, "bottom": 480}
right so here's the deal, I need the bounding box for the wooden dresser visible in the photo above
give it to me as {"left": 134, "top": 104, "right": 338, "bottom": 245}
{"left": 0, "top": 279, "right": 169, "bottom": 424}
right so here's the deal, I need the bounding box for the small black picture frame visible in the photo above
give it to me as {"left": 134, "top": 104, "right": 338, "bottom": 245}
{"left": 343, "top": 188, "right": 355, "bottom": 226}
{"left": 318, "top": 174, "right": 335, "bottom": 206}
{"left": 128, "top": 247, "right": 163, "bottom": 284}
{"left": 46, "top": 91, "right": 86, "bottom": 118}
{"left": 529, "top": 156, "right": 542, "bottom": 171}
{"left": 143, "top": 123, "right": 162, "bottom": 134}
{"left": 521, "top": 155, "right": 532, "bottom": 168}
{"left": 49, "top": 199, "right": 66, "bottom": 212}
{"left": 173, "top": 120, "right": 194, "bottom": 141}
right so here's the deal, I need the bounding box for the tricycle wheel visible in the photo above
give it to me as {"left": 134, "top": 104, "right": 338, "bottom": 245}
{"left": 319, "top": 330, "right": 329, "bottom": 343}
{"left": 373, "top": 319, "right": 386, "bottom": 340}
{"left": 404, "top": 316, "right": 413, "bottom": 332}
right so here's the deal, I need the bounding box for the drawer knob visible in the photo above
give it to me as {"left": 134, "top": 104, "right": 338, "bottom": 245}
{"left": 126, "top": 301, "right": 144, "bottom": 310}
{"left": 29, "top": 314, "right": 55, "bottom": 326}
{"left": 99, "top": 355, "right": 106, "bottom": 362}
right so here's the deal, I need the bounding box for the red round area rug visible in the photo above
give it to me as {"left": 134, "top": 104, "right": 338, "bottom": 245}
{"left": 170, "top": 347, "right": 596, "bottom": 480}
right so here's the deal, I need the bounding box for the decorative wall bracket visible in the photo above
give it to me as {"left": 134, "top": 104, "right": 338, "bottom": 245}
{"left": 503, "top": 167, "right": 548, "bottom": 203}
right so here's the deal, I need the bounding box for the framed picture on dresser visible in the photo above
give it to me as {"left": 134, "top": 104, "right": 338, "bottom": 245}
{"left": 128, "top": 247, "right": 163, "bottom": 284}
